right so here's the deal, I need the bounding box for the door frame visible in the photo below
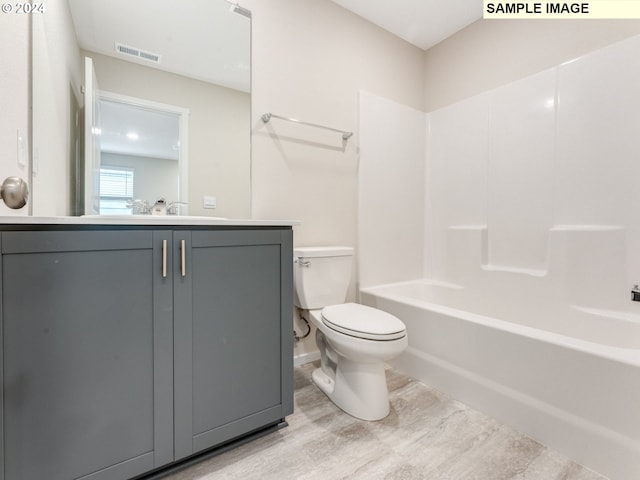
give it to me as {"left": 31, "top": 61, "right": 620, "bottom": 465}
{"left": 99, "top": 91, "right": 190, "bottom": 215}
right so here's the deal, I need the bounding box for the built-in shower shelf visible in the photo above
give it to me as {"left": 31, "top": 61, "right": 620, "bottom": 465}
{"left": 551, "top": 224, "right": 625, "bottom": 231}
{"left": 480, "top": 264, "right": 548, "bottom": 277}
{"left": 449, "top": 224, "right": 487, "bottom": 230}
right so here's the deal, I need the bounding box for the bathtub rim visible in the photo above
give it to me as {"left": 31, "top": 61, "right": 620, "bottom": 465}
{"left": 360, "top": 279, "right": 640, "bottom": 367}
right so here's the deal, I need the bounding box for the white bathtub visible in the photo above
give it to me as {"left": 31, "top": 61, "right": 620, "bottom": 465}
{"left": 361, "top": 279, "right": 640, "bottom": 480}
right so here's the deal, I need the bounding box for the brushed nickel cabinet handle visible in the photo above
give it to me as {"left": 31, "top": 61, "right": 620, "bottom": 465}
{"left": 181, "top": 239, "right": 186, "bottom": 277}
{"left": 162, "top": 240, "right": 167, "bottom": 278}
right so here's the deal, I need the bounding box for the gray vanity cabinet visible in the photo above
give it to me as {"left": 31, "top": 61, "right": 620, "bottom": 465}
{"left": 0, "top": 230, "right": 174, "bottom": 480}
{"left": 173, "top": 230, "right": 293, "bottom": 460}
{"left": 0, "top": 226, "right": 293, "bottom": 480}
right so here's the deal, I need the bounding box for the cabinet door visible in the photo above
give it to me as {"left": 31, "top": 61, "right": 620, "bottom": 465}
{"left": 174, "top": 229, "right": 293, "bottom": 459}
{"left": 0, "top": 230, "right": 174, "bottom": 480}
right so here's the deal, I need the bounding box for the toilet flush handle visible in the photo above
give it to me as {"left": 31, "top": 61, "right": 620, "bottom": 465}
{"left": 296, "top": 259, "right": 311, "bottom": 267}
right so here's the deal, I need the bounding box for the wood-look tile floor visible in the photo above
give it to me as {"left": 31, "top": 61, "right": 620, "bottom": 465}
{"left": 165, "top": 363, "right": 607, "bottom": 480}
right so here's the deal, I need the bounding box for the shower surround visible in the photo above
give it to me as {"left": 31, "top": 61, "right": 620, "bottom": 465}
{"left": 358, "top": 35, "right": 640, "bottom": 480}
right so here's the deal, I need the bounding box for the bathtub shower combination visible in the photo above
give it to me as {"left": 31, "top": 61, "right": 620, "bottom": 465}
{"left": 357, "top": 34, "right": 640, "bottom": 480}
{"left": 361, "top": 226, "right": 640, "bottom": 480}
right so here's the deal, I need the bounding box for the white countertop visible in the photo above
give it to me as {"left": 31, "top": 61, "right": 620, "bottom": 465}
{"left": 0, "top": 215, "right": 299, "bottom": 227}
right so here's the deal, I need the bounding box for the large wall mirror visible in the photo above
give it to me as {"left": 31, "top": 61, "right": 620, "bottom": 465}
{"left": 32, "top": 0, "right": 251, "bottom": 217}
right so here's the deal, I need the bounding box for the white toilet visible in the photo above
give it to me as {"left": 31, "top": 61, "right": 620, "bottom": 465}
{"left": 294, "top": 246, "right": 408, "bottom": 421}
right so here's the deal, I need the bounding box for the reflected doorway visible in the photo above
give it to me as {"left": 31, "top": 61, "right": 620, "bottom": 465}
{"left": 98, "top": 92, "right": 189, "bottom": 215}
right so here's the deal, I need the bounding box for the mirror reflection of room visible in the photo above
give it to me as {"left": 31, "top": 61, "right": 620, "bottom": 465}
{"left": 98, "top": 99, "right": 180, "bottom": 215}
{"left": 31, "top": 0, "right": 251, "bottom": 217}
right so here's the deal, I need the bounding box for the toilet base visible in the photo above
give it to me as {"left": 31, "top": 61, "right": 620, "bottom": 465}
{"left": 312, "top": 358, "right": 390, "bottom": 421}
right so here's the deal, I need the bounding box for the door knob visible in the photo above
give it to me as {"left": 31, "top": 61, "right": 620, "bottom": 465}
{"left": 1, "top": 176, "right": 29, "bottom": 209}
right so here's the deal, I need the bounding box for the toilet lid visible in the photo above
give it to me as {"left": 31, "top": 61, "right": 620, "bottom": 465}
{"left": 321, "top": 303, "right": 406, "bottom": 341}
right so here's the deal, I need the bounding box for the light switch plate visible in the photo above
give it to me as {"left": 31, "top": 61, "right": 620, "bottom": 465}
{"left": 203, "top": 195, "right": 217, "bottom": 209}
{"left": 17, "top": 130, "right": 27, "bottom": 167}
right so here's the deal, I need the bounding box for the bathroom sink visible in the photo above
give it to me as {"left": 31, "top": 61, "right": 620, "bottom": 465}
{"left": 82, "top": 215, "right": 228, "bottom": 221}
{"left": 5, "top": 215, "right": 299, "bottom": 227}
{"left": 73, "top": 215, "right": 298, "bottom": 227}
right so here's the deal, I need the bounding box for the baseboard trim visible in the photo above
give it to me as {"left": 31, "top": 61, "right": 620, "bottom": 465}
{"left": 294, "top": 351, "right": 320, "bottom": 367}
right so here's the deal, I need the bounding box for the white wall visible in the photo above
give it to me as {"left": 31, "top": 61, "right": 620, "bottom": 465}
{"left": 357, "top": 30, "right": 640, "bottom": 317}
{"left": 419, "top": 17, "right": 640, "bottom": 304}
{"left": 556, "top": 36, "right": 640, "bottom": 303}
{"left": 31, "top": 1, "right": 83, "bottom": 216}
{"left": 0, "top": 13, "right": 30, "bottom": 215}
{"left": 423, "top": 34, "right": 640, "bottom": 311}
{"left": 358, "top": 92, "right": 425, "bottom": 289}
{"left": 426, "top": 93, "right": 488, "bottom": 280}
{"left": 428, "top": 68, "right": 558, "bottom": 275}
{"left": 346, "top": 16, "right": 640, "bottom": 296}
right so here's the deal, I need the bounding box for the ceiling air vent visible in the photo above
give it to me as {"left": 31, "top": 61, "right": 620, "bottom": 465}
{"left": 115, "top": 43, "right": 162, "bottom": 64}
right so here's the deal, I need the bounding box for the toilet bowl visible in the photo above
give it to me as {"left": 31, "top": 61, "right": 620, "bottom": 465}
{"left": 294, "top": 246, "right": 408, "bottom": 421}
{"left": 308, "top": 303, "right": 407, "bottom": 420}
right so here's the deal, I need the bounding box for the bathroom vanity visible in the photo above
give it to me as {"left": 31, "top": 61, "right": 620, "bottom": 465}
{"left": 0, "top": 217, "right": 295, "bottom": 480}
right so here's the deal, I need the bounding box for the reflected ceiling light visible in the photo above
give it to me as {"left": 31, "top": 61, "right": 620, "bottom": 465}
{"left": 126, "top": 132, "right": 139, "bottom": 140}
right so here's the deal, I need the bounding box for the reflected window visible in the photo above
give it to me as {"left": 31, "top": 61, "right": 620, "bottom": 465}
{"left": 100, "top": 166, "right": 134, "bottom": 214}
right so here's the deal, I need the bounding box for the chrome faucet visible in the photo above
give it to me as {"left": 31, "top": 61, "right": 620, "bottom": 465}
{"left": 167, "top": 201, "right": 187, "bottom": 215}
{"left": 126, "top": 199, "right": 150, "bottom": 215}
{"left": 126, "top": 198, "right": 186, "bottom": 215}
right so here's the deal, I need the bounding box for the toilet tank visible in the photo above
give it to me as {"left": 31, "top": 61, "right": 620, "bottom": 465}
{"left": 294, "top": 246, "right": 353, "bottom": 310}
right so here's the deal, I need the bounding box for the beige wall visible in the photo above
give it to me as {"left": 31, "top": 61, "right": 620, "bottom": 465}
{"left": 244, "top": 0, "right": 424, "bottom": 241}
{"left": 86, "top": 51, "right": 251, "bottom": 218}
{"left": 424, "top": 19, "right": 640, "bottom": 111}
{"left": 242, "top": 0, "right": 425, "bottom": 359}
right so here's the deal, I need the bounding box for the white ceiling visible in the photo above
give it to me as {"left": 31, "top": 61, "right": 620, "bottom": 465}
{"left": 100, "top": 100, "right": 180, "bottom": 161}
{"left": 330, "top": 0, "right": 483, "bottom": 50}
{"left": 68, "top": 0, "right": 251, "bottom": 93}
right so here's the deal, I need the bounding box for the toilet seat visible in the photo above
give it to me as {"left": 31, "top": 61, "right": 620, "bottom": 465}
{"left": 321, "top": 303, "right": 406, "bottom": 341}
